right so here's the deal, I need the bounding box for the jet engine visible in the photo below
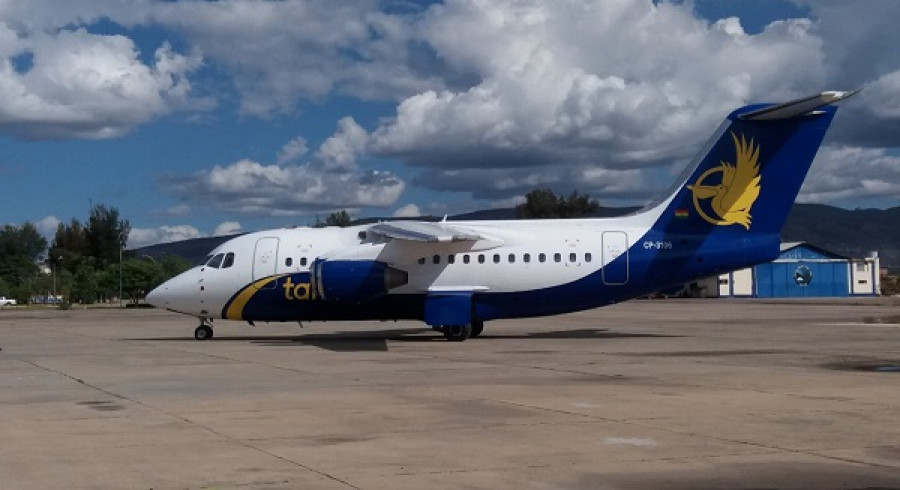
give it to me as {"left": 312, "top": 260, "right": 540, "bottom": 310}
{"left": 311, "top": 260, "right": 408, "bottom": 302}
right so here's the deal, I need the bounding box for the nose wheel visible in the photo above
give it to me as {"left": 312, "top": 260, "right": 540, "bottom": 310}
{"left": 194, "top": 321, "right": 214, "bottom": 341}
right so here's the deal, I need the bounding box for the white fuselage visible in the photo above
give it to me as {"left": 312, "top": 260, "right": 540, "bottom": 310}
{"left": 150, "top": 210, "right": 661, "bottom": 321}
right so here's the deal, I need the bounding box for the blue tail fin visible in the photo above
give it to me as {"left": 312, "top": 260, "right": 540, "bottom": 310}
{"left": 651, "top": 91, "right": 856, "bottom": 239}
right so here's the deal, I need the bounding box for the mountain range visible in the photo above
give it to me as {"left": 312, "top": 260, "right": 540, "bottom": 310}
{"left": 133, "top": 204, "right": 899, "bottom": 273}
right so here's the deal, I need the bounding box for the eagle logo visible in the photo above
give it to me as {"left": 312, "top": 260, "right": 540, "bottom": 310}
{"left": 687, "top": 132, "right": 761, "bottom": 230}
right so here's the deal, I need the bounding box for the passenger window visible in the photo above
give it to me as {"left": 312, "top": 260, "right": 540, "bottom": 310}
{"left": 448, "top": 255, "right": 455, "bottom": 264}
{"left": 285, "top": 257, "right": 293, "bottom": 267}
{"left": 523, "top": 253, "right": 531, "bottom": 263}
{"left": 539, "top": 253, "right": 546, "bottom": 263}
{"left": 418, "top": 257, "right": 425, "bottom": 265}
{"left": 300, "top": 257, "right": 308, "bottom": 267}
{"left": 433, "top": 255, "right": 441, "bottom": 264}
{"left": 554, "top": 253, "right": 561, "bottom": 263}
{"left": 569, "top": 252, "right": 577, "bottom": 262}
{"left": 508, "top": 254, "right": 515, "bottom": 263}
{"left": 493, "top": 254, "right": 500, "bottom": 264}
{"left": 585, "top": 253, "right": 592, "bottom": 263}
{"left": 463, "top": 254, "right": 470, "bottom": 264}
{"left": 223, "top": 252, "right": 235, "bottom": 268}
{"left": 207, "top": 253, "right": 224, "bottom": 269}
{"left": 478, "top": 254, "right": 485, "bottom": 264}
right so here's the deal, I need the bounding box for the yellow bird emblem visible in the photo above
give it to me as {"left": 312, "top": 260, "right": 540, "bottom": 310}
{"left": 687, "top": 132, "right": 761, "bottom": 230}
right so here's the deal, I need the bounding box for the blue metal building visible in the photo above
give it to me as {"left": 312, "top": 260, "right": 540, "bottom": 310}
{"left": 712, "top": 242, "right": 880, "bottom": 298}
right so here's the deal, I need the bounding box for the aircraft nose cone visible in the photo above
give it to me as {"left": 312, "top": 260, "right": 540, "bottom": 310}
{"left": 146, "top": 268, "right": 201, "bottom": 315}
{"left": 146, "top": 279, "right": 176, "bottom": 308}
{"left": 145, "top": 284, "right": 164, "bottom": 307}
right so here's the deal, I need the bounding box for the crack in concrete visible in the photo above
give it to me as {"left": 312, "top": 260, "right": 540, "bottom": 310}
{"left": 13, "top": 357, "right": 361, "bottom": 490}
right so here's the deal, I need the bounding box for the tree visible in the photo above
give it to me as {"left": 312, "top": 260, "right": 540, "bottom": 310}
{"left": 86, "top": 204, "right": 131, "bottom": 270}
{"left": 516, "top": 189, "right": 560, "bottom": 219}
{"left": 119, "top": 258, "right": 164, "bottom": 304}
{"left": 70, "top": 264, "right": 99, "bottom": 304}
{"left": 558, "top": 190, "right": 601, "bottom": 218}
{"left": 158, "top": 255, "right": 192, "bottom": 279}
{"left": 516, "top": 189, "right": 600, "bottom": 219}
{"left": 317, "top": 210, "right": 353, "bottom": 227}
{"left": 0, "top": 223, "right": 48, "bottom": 301}
{"left": 49, "top": 219, "right": 90, "bottom": 274}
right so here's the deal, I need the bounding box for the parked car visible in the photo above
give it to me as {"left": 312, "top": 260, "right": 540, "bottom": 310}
{"left": 0, "top": 296, "right": 17, "bottom": 306}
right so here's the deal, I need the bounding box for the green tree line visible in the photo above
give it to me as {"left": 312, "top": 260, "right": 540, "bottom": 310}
{"left": 0, "top": 204, "right": 190, "bottom": 305}
{"left": 516, "top": 189, "right": 600, "bottom": 219}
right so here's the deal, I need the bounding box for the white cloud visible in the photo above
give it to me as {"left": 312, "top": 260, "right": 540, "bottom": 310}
{"left": 315, "top": 117, "right": 369, "bottom": 171}
{"left": 164, "top": 204, "right": 191, "bottom": 217}
{"left": 170, "top": 159, "right": 404, "bottom": 216}
{"left": 167, "top": 118, "right": 405, "bottom": 216}
{"left": 392, "top": 203, "right": 421, "bottom": 218}
{"left": 34, "top": 215, "right": 60, "bottom": 240}
{"left": 128, "top": 225, "right": 203, "bottom": 248}
{"left": 213, "top": 221, "right": 242, "bottom": 236}
{"left": 135, "top": 0, "right": 437, "bottom": 117}
{"left": 369, "top": 1, "right": 825, "bottom": 178}
{"left": 276, "top": 136, "right": 309, "bottom": 165}
{"left": 412, "top": 163, "right": 654, "bottom": 202}
{"left": 864, "top": 71, "right": 900, "bottom": 119}
{"left": 0, "top": 25, "right": 208, "bottom": 139}
{"left": 4, "top": 0, "right": 900, "bottom": 208}
{"left": 799, "top": 145, "right": 900, "bottom": 206}
{"left": 127, "top": 221, "right": 243, "bottom": 248}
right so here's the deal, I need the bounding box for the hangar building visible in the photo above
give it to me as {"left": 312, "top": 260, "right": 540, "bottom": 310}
{"left": 699, "top": 242, "right": 880, "bottom": 298}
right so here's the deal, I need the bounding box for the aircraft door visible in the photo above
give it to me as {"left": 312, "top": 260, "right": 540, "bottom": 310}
{"left": 253, "top": 237, "right": 279, "bottom": 289}
{"left": 602, "top": 231, "right": 629, "bottom": 285}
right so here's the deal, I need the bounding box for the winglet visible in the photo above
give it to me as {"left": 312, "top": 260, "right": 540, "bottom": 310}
{"left": 738, "top": 89, "right": 860, "bottom": 121}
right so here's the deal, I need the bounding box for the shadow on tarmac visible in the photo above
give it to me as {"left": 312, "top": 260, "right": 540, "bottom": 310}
{"left": 127, "top": 327, "right": 683, "bottom": 352}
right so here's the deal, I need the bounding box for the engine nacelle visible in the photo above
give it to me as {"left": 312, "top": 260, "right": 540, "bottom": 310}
{"left": 311, "top": 260, "right": 408, "bottom": 302}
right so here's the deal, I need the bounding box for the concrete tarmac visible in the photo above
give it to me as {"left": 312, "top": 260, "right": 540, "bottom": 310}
{"left": 2, "top": 298, "right": 900, "bottom": 489}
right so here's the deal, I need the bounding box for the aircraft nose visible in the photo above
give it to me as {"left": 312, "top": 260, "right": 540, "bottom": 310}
{"left": 146, "top": 268, "right": 201, "bottom": 314}
{"left": 145, "top": 283, "right": 166, "bottom": 307}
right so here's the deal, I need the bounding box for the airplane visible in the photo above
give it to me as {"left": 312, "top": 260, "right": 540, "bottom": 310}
{"left": 147, "top": 90, "right": 857, "bottom": 341}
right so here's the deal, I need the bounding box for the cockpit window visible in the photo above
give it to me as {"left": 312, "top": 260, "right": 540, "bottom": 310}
{"left": 222, "top": 252, "right": 235, "bottom": 268}
{"left": 201, "top": 254, "right": 213, "bottom": 266}
{"left": 207, "top": 253, "right": 225, "bottom": 269}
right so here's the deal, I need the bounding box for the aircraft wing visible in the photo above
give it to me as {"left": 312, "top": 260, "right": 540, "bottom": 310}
{"left": 368, "top": 221, "right": 492, "bottom": 243}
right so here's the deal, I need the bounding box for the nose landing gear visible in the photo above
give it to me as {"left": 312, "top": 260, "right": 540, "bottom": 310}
{"left": 194, "top": 318, "right": 214, "bottom": 340}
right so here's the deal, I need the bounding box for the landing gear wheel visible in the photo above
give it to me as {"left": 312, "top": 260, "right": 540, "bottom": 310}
{"left": 443, "top": 324, "right": 472, "bottom": 342}
{"left": 470, "top": 320, "right": 484, "bottom": 338}
{"left": 194, "top": 325, "right": 214, "bottom": 341}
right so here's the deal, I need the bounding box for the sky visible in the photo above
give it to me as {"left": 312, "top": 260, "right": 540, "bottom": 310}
{"left": 1, "top": 0, "right": 899, "bottom": 248}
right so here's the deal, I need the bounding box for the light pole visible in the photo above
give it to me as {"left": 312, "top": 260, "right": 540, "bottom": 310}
{"left": 54, "top": 256, "right": 62, "bottom": 303}
{"left": 118, "top": 232, "right": 127, "bottom": 307}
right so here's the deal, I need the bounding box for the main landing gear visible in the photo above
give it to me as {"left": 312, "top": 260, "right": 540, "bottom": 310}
{"left": 440, "top": 320, "right": 485, "bottom": 342}
{"left": 194, "top": 318, "right": 214, "bottom": 341}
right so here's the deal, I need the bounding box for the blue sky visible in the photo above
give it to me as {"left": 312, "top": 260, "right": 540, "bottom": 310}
{"left": 1, "top": 0, "right": 899, "bottom": 247}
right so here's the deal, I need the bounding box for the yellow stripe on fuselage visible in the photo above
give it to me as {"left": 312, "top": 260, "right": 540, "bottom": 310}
{"left": 224, "top": 276, "right": 282, "bottom": 320}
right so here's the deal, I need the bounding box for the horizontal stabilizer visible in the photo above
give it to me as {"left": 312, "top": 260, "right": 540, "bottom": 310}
{"left": 738, "top": 90, "right": 859, "bottom": 121}
{"left": 368, "top": 221, "right": 487, "bottom": 243}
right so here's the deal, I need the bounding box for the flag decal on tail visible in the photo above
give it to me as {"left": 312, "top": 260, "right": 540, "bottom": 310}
{"left": 687, "top": 132, "right": 762, "bottom": 230}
